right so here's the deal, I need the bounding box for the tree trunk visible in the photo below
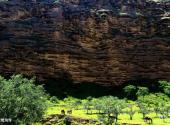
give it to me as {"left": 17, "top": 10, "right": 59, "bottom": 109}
{"left": 130, "top": 115, "right": 133, "bottom": 120}
{"left": 115, "top": 114, "right": 118, "bottom": 122}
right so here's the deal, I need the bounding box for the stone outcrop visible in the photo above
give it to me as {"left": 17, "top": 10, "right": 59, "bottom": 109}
{"left": 0, "top": 0, "right": 170, "bottom": 86}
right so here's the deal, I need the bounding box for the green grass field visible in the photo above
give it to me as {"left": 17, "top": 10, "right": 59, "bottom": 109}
{"left": 45, "top": 98, "right": 170, "bottom": 125}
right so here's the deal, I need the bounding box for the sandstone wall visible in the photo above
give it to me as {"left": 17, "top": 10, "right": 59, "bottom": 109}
{"left": 0, "top": 0, "right": 170, "bottom": 86}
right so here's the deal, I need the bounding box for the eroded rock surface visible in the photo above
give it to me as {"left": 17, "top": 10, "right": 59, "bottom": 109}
{"left": 0, "top": 0, "right": 170, "bottom": 86}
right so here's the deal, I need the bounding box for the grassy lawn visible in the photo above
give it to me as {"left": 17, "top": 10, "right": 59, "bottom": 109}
{"left": 46, "top": 99, "right": 170, "bottom": 125}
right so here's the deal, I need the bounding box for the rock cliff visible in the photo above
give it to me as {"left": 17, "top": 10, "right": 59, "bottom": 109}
{"left": 0, "top": 0, "right": 170, "bottom": 86}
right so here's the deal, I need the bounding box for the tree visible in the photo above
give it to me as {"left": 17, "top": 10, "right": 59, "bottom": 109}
{"left": 125, "top": 104, "right": 136, "bottom": 120}
{"left": 136, "top": 87, "right": 149, "bottom": 99}
{"left": 97, "top": 96, "right": 126, "bottom": 124}
{"left": 63, "top": 96, "right": 80, "bottom": 109}
{"left": 84, "top": 97, "right": 93, "bottom": 114}
{"left": 155, "top": 98, "right": 170, "bottom": 120}
{"left": 164, "top": 106, "right": 170, "bottom": 118}
{"left": 92, "top": 98, "right": 104, "bottom": 114}
{"left": 71, "top": 100, "right": 81, "bottom": 110}
{"left": 164, "top": 85, "right": 170, "bottom": 96}
{"left": 50, "top": 96, "right": 59, "bottom": 103}
{"left": 157, "top": 103, "right": 169, "bottom": 121}
{"left": 123, "top": 85, "right": 136, "bottom": 99}
{"left": 159, "top": 81, "right": 170, "bottom": 96}
{"left": 0, "top": 75, "right": 47, "bottom": 125}
{"left": 136, "top": 101, "right": 150, "bottom": 118}
{"left": 137, "top": 93, "right": 170, "bottom": 118}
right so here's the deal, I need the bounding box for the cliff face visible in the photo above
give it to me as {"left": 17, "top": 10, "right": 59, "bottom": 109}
{"left": 0, "top": 0, "right": 170, "bottom": 86}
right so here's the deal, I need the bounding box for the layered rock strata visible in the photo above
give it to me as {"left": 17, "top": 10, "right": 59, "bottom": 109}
{"left": 0, "top": 0, "right": 170, "bottom": 86}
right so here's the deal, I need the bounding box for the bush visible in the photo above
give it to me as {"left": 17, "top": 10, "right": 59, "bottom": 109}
{"left": 0, "top": 75, "right": 47, "bottom": 124}
{"left": 125, "top": 104, "right": 136, "bottom": 120}
{"left": 123, "top": 85, "right": 136, "bottom": 99}
{"left": 136, "top": 102, "right": 150, "bottom": 118}
{"left": 97, "top": 96, "right": 126, "bottom": 124}
{"left": 159, "top": 81, "right": 170, "bottom": 96}
{"left": 137, "top": 93, "right": 170, "bottom": 118}
{"left": 50, "top": 96, "right": 59, "bottom": 103}
{"left": 71, "top": 100, "right": 81, "bottom": 110}
{"left": 83, "top": 100, "right": 93, "bottom": 114}
{"left": 92, "top": 98, "right": 104, "bottom": 114}
{"left": 136, "top": 87, "right": 149, "bottom": 98}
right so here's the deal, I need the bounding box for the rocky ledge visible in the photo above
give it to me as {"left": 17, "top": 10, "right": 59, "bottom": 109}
{"left": 0, "top": 0, "right": 170, "bottom": 86}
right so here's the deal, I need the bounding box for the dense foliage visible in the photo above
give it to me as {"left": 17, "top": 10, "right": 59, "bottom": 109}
{"left": 159, "top": 80, "right": 170, "bottom": 96}
{"left": 50, "top": 93, "right": 170, "bottom": 125}
{"left": 0, "top": 75, "right": 47, "bottom": 124}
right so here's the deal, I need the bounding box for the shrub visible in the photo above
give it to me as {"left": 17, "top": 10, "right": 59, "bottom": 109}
{"left": 92, "top": 98, "right": 104, "bottom": 114}
{"left": 137, "top": 102, "right": 150, "bottom": 118}
{"left": 137, "top": 93, "right": 170, "bottom": 118}
{"left": 123, "top": 85, "right": 136, "bottom": 99}
{"left": 71, "top": 100, "right": 81, "bottom": 110}
{"left": 83, "top": 100, "right": 93, "bottom": 114}
{"left": 97, "top": 96, "right": 126, "bottom": 124}
{"left": 0, "top": 75, "right": 47, "bottom": 124}
{"left": 50, "top": 96, "right": 59, "bottom": 103}
{"left": 159, "top": 81, "right": 170, "bottom": 96}
{"left": 136, "top": 87, "right": 149, "bottom": 98}
{"left": 125, "top": 104, "right": 136, "bottom": 120}
{"left": 164, "top": 85, "right": 170, "bottom": 96}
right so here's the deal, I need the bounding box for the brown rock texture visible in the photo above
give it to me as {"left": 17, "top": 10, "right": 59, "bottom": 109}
{"left": 0, "top": 0, "right": 170, "bottom": 86}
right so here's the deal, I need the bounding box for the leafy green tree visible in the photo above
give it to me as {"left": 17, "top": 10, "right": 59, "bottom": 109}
{"left": 92, "top": 98, "right": 105, "bottom": 114}
{"left": 63, "top": 97, "right": 80, "bottom": 109}
{"left": 97, "top": 96, "right": 126, "bottom": 124}
{"left": 136, "top": 87, "right": 149, "bottom": 99}
{"left": 159, "top": 80, "right": 169, "bottom": 88}
{"left": 157, "top": 103, "right": 169, "bottom": 120}
{"left": 71, "top": 100, "right": 81, "bottom": 110}
{"left": 164, "top": 106, "right": 170, "bottom": 118}
{"left": 159, "top": 81, "right": 170, "bottom": 96}
{"left": 153, "top": 98, "right": 170, "bottom": 120}
{"left": 137, "top": 93, "right": 170, "bottom": 118}
{"left": 0, "top": 75, "right": 47, "bottom": 125}
{"left": 164, "top": 85, "right": 170, "bottom": 96}
{"left": 137, "top": 101, "right": 150, "bottom": 118}
{"left": 98, "top": 114, "right": 115, "bottom": 125}
{"left": 123, "top": 85, "right": 136, "bottom": 99}
{"left": 137, "top": 94, "right": 158, "bottom": 117}
{"left": 87, "top": 96, "right": 93, "bottom": 101}
{"left": 125, "top": 104, "right": 136, "bottom": 120}
{"left": 111, "top": 100, "right": 126, "bottom": 122}
{"left": 50, "top": 96, "right": 59, "bottom": 103}
{"left": 83, "top": 100, "right": 93, "bottom": 114}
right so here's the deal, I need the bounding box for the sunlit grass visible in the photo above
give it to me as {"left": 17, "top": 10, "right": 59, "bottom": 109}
{"left": 46, "top": 98, "right": 170, "bottom": 125}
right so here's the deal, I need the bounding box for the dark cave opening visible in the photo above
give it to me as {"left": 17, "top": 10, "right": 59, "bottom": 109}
{"left": 38, "top": 77, "right": 162, "bottom": 99}
{"left": 0, "top": 72, "right": 163, "bottom": 99}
